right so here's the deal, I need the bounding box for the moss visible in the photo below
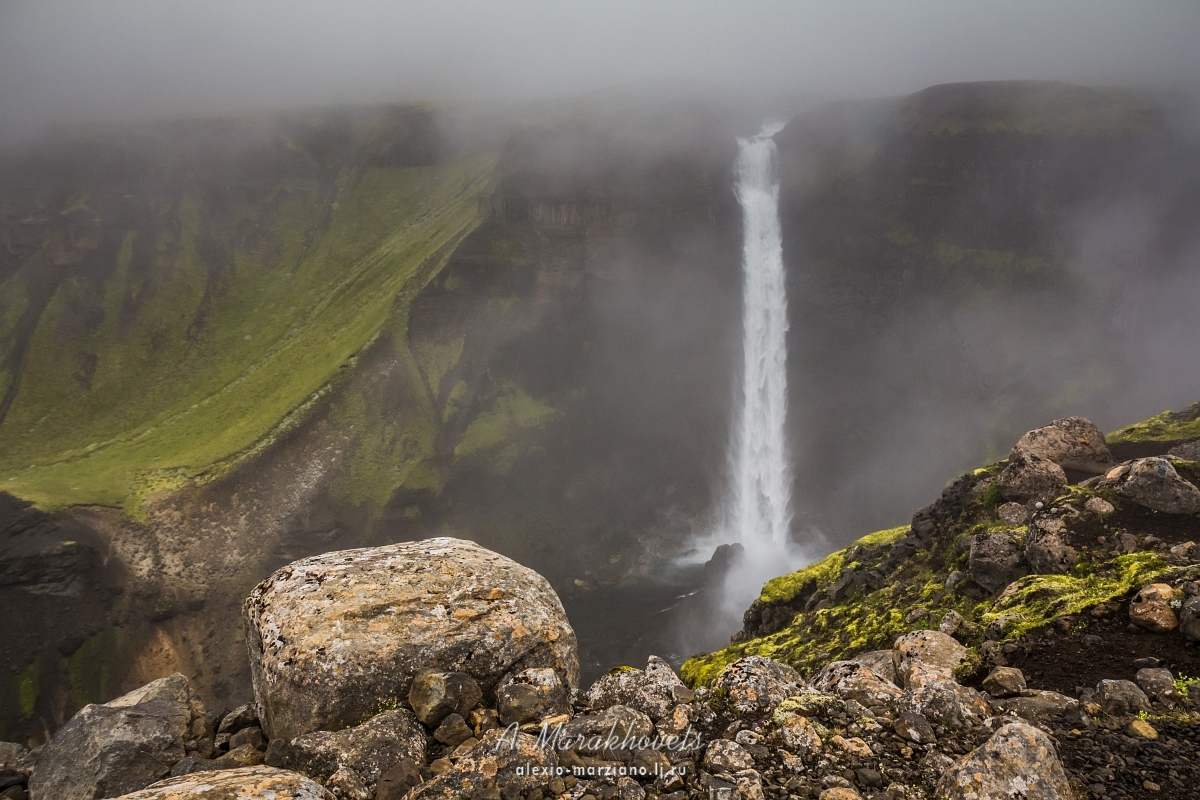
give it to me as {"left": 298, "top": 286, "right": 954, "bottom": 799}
{"left": 685, "top": 549, "right": 975, "bottom": 688}
{"left": 16, "top": 657, "right": 40, "bottom": 722}
{"left": 758, "top": 525, "right": 907, "bottom": 605}
{"left": 607, "top": 665, "right": 638, "bottom": 675}
{"left": 0, "top": 157, "right": 494, "bottom": 512}
{"left": 1107, "top": 402, "right": 1200, "bottom": 445}
{"left": 981, "top": 552, "right": 1170, "bottom": 639}
{"left": 453, "top": 384, "right": 561, "bottom": 460}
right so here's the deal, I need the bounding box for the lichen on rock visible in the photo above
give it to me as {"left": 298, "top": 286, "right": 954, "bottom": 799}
{"left": 242, "top": 537, "right": 578, "bottom": 740}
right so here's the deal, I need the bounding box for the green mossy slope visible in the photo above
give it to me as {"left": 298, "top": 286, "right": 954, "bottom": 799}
{"left": 0, "top": 145, "right": 492, "bottom": 512}
{"left": 682, "top": 403, "right": 1199, "bottom": 689}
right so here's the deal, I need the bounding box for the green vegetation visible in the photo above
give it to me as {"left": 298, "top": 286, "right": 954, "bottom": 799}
{"left": 1107, "top": 402, "right": 1200, "bottom": 445}
{"left": 16, "top": 657, "right": 40, "bottom": 722}
{"left": 0, "top": 158, "right": 493, "bottom": 512}
{"left": 454, "top": 384, "right": 562, "bottom": 460}
{"left": 757, "top": 525, "right": 908, "bottom": 606}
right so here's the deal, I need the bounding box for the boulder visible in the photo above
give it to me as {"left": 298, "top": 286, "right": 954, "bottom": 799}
{"left": 1180, "top": 595, "right": 1200, "bottom": 642}
{"left": 242, "top": 538, "right": 579, "bottom": 740}
{"left": 1024, "top": 524, "right": 1077, "bottom": 575}
{"left": 776, "top": 715, "right": 822, "bottom": 756}
{"left": 497, "top": 667, "right": 570, "bottom": 725}
{"left": 847, "top": 650, "right": 899, "bottom": 686}
{"left": 968, "top": 530, "right": 1027, "bottom": 594}
{"left": 935, "top": 722, "right": 1071, "bottom": 800}
{"left": 1011, "top": 417, "right": 1113, "bottom": 473}
{"left": 216, "top": 704, "right": 260, "bottom": 736}
{"left": 996, "top": 502, "right": 1029, "bottom": 526}
{"left": 29, "top": 673, "right": 208, "bottom": 800}
{"left": 893, "top": 711, "right": 936, "bottom": 745}
{"left": 1102, "top": 458, "right": 1200, "bottom": 514}
{"left": 897, "top": 662, "right": 989, "bottom": 730}
{"left": 713, "top": 656, "right": 805, "bottom": 715}
{"left": 1128, "top": 583, "right": 1179, "bottom": 632}
{"left": 981, "top": 666, "right": 1026, "bottom": 698}
{"left": 268, "top": 709, "right": 424, "bottom": 797}
{"left": 1135, "top": 667, "right": 1177, "bottom": 702}
{"left": 990, "top": 690, "right": 1074, "bottom": 722}
{"left": 703, "top": 739, "right": 755, "bottom": 773}
{"left": 812, "top": 662, "right": 903, "bottom": 707}
{"left": 1095, "top": 679, "right": 1150, "bottom": 716}
{"left": 110, "top": 766, "right": 328, "bottom": 799}
{"left": 892, "top": 630, "right": 967, "bottom": 671}
{"left": 1168, "top": 440, "right": 1200, "bottom": 459}
{"left": 408, "top": 669, "right": 483, "bottom": 728}
{"left": 405, "top": 729, "right": 556, "bottom": 800}
{"left": 997, "top": 449, "right": 1067, "bottom": 504}
{"left": 0, "top": 742, "right": 28, "bottom": 772}
{"left": 581, "top": 656, "right": 693, "bottom": 720}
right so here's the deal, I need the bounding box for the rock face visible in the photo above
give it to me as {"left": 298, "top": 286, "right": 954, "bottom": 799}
{"left": 29, "top": 673, "right": 209, "bottom": 800}
{"left": 1102, "top": 458, "right": 1200, "bottom": 514}
{"left": 1011, "top": 417, "right": 1113, "bottom": 473}
{"left": 935, "top": 721, "right": 1072, "bottom": 799}
{"left": 242, "top": 538, "right": 579, "bottom": 740}
{"left": 268, "top": 709, "right": 425, "bottom": 797}
{"left": 968, "top": 530, "right": 1027, "bottom": 593}
{"left": 997, "top": 449, "right": 1067, "bottom": 504}
{"left": 110, "top": 766, "right": 328, "bottom": 799}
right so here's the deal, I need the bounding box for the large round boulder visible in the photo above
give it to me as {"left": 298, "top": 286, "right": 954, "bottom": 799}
{"left": 112, "top": 766, "right": 328, "bottom": 799}
{"left": 935, "top": 721, "right": 1072, "bottom": 799}
{"left": 1102, "top": 458, "right": 1200, "bottom": 514}
{"left": 243, "top": 537, "right": 579, "bottom": 740}
{"left": 1010, "top": 417, "right": 1113, "bottom": 474}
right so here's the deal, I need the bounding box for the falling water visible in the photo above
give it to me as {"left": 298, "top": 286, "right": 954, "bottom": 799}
{"left": 714, "top": 122, "right": 805, "bottom": 619}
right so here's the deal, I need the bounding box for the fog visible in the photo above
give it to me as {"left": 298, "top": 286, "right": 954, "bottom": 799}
{"left": 3, "top": 1, "right": 1200, "bottom": 143}
{"left": 4, "top": 0, "right": 1200, "bottom": 684}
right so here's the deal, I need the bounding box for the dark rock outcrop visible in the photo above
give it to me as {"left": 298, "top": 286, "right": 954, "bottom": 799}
{"left": 29, "top": 674, "right": 209, "bottom": 800}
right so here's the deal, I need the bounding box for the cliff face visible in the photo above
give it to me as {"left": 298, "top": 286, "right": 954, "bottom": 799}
{"left": 3, "top": 82, "right": 1200, "bottom": 744}
{"left": 775, "top": 81, "right": 1200, "bottom": 540}
{"left": 0, "top": 100, "right": 746, "bottom": 741}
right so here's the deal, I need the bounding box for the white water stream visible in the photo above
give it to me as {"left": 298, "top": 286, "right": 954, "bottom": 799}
{"left": 714, "top": 122, "right": 806, "bottom": 620}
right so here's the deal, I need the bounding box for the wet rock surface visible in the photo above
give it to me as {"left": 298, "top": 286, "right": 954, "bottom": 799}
{"left": 243, "top": 537, "right": 579, "bottom": 739}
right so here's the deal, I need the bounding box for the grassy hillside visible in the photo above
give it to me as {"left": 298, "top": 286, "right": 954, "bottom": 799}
{"left": 0, "top": 110, "right": 493, "bottom": 512}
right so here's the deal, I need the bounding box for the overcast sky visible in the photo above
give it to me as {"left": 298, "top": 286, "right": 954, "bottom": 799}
{"left": 2, "top": 1, "right": 1199, "bottom": 141}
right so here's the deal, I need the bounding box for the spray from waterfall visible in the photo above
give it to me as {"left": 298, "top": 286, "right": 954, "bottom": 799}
{"left": 711, "top": 122, "right": 809, "bottom": 626}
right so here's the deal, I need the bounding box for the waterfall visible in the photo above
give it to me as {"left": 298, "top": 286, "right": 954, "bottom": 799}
{"left": 715, "top": 122, "right": 805, "bottom": 619}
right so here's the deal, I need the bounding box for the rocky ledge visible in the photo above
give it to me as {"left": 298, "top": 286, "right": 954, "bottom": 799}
{"left": 3, "top": 406, "right": 1198, "bottom": 799}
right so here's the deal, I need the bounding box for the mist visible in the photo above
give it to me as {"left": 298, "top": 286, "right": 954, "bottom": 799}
{"left": 4, "top": 0, "right": 1200, "bottom": 728}
{"left": 3, "top": 1, "right": 1200, "bottom": 144}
